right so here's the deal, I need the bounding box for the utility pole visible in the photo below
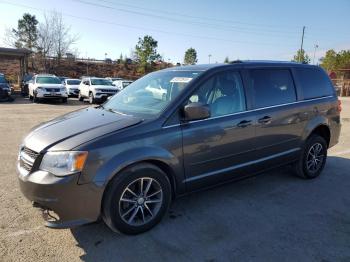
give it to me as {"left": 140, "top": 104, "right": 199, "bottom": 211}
{"left": 208, "top": 54, "right": 212, "bottom": 64}
{"left": 299, "top": 26, "right": 305, "bottom": 63}
{"left": 313, "top": 44, "right": 319, "bottom": 65}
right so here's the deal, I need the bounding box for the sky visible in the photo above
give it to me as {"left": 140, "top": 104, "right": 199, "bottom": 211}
{"left": 0, "top": 0, "right": 349, "bottom": 64}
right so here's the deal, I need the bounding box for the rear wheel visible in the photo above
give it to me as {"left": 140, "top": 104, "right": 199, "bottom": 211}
{"left": 102, "top": 163, "right": 172, "bottom": 235}
{"left": 293, "top": 135, "right": 328, "bottom": 179}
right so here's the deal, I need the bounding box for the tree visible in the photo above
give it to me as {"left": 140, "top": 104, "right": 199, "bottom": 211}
{"left": 224, "top": 56, "right": 230, "bottom": 63}
{"left": 320, "top": 49, "right": 350, "bottom": 76}
{"left": 183, "top": 48, "right": 198, "bottom": 65}
{"left": 6, "top": 13, "right": 38, "bottom": 50}
{"left": 134, "top": 35, "right": 161, "bottom": 72}
{"left": 50, "top": 11, "right": 79, "bottom": 62}
{"left": 37, "top": 13, "right": 55, "bottom": 66}
{"left": 292, "top": 49, "right": 310, "bottom": 64}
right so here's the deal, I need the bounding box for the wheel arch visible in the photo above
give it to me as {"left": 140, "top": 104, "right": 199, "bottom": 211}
{"left": 304, "top": 123, "right": 331, "bottom": 148}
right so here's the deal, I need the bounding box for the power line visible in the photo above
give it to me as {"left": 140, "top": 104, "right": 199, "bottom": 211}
{"left": 0, "top": 0, "right": 299, "bottom": 47}
{"left": 72, "top": 0, "right": 303, "bottom": 38}
{"left": 99, "top": 0, "right": 302, "bottom": 31}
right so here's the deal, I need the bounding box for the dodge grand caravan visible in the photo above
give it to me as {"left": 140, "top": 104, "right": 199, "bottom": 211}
{"left": 17, "top": 61, "right": 341, "bottom": 234}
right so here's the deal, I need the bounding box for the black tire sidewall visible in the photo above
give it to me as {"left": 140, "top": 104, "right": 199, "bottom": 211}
{"left": 300, "top": 135, "right": 328, "bottom": 179}
{"left": 103, "top": 163, "right": 172, "bottom": 235}
{"left": 89, "top": 93, "right": 94, "bottom": 104}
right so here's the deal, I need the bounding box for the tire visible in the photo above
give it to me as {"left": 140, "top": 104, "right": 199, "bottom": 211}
{"left": 89, "top": 92, "right": 95, "bottom": 104}
{"left": 78, "top": 92, "right": 84, "bottom": 102}
{"left": 293, "top": 135, "right": 328, "bottom": 179}
{"left": 102, "top": 163, "right": 172, "bottom": 235}
{"left": 29, "top": 95, "right": 33, "bottom": 100}
{"left": 33, "top": 93, "right": 39, "bottom": 103}
{"left": 62, "top": 98, "right": 68, "bottom": 103}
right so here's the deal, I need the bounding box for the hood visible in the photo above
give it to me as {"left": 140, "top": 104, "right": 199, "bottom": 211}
{"left": 24, "top": 107, "right": 142, "bottom": 152}
{"left": 92, "top": 85, "right": 117, "bottom": 89}
{"left": 36, "top": 84, "right": 64, "bottom": 88}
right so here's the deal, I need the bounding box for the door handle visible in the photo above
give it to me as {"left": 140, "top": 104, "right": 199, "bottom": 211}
{"left": 258, "top": 116, "right": 272, "bottom": 124}
{"left": 237, "top": 120, "right": 252, "bottom": 128}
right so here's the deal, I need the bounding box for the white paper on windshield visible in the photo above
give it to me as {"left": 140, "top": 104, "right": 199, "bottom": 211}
{"left": 170, "top": 77, "right": 193, "bottom": 83}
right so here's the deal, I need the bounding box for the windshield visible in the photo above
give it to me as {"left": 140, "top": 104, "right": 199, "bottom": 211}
{"left": 91, "top": 79, "right": 113, "bottom": 85}
{"left": 104, "top": 70, "right": 202, "bottom": 117}
{"left": 36, "top": 77, "right": 61, "bottom": 84}
{"left": 67, "top": 80, "right": 81, "bottom": 85}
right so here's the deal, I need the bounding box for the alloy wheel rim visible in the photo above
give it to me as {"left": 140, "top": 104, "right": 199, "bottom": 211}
{"left": 306, "top": 142, "right": 324, "bottom": 173}
{"left": 119, "top": 177, "right": 163, "bottom": 226}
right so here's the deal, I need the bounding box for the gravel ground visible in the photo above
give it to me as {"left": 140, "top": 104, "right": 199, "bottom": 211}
{"left": 0, "top": 97, "right": 349, "bottom": 262}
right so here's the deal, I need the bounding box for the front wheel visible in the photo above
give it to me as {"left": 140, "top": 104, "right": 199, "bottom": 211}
{"left": 102, "top": 163, "right": 172, "bottom": 235}
{"left": 78, "top": 92, "right": 84, "bottom": 102}
{"left": 293, "top": 135, "right": 328, "bottom": 179}
{"left": 89, "top": 92, "right": 95, "bottom": 104}
{"left": 62, "top": 98, "right": 67, "bottom": 103}
{"left": 33, "top": 93, "right": 39, "bottom": 103}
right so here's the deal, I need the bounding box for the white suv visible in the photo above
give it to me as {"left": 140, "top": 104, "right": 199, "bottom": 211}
{"left": 63, "top": 78, "right": 81, "bottom": 97}
{"left": 78, "top": 77, "right": 118, "bottom": 104}
{"left": 28, "top": 74, "right": 68, "bottom": 103}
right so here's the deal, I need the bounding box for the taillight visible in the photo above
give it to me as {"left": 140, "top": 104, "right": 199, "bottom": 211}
{"left": 337, "top": 99, "right": 342, "bottom": 112}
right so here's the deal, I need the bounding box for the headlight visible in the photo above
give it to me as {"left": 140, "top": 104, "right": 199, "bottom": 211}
{"left": 40, "top": 151, "right": 88, "bottom": 176}
{"left": 61, "top": 88, "right": 66, "bottom": 92}
{"left": 36, "top": 87, "right": 44, "bottom": 92}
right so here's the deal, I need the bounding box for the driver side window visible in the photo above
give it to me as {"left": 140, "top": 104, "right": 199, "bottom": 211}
{"left": 188, "top": 71, "right": 246, "bottom": 117}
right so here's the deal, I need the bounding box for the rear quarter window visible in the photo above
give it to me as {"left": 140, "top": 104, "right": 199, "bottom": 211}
{"left": 295, "top": 67, "right": 334, "bottom": 100}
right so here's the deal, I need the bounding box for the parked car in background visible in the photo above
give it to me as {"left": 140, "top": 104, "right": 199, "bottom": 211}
{"left": 21, "top": 73, "right": 34, "bottom": 96}
{"left": 112, "top": 79, "right": 133, "bottom": 91}
{"left": 63, "top": 78, "right": 81, "bottom": 97}
{"left": 17, "top": 62, "right": 341, "bottom": 235}
{"left": 58, "top": 76, "right": 69, "bottom": 84}
{"left": 106, "top": 77, "right": 123, "bottom": 82}
{"left": 0, "top": 74, "right": 13, "bottom": 102}
{"left": 79, "top": 77, "right": 118, "bottom": 104}
{"left": 28, "top": 74, "right": 68, "bottom": 103}
{"left": 145, "top": 79, "right": 167, "bottom": 100}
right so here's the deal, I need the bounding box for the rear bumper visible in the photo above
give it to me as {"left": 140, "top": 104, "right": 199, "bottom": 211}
{"left": 17, "top": 167, "right": 103, "bottom": 228}
{"left": 329, "top": 119, "right": 341, "bottom": 148}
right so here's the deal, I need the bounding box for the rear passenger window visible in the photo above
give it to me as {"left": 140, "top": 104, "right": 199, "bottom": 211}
{"left": 295, "top": 68, "right": 334, "bottom": 100}
{"left": 250, "top": 69, "right": 296, "bottom": 108}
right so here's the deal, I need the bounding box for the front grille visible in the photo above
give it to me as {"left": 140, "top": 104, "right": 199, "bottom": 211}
{"left": 22, "top": 147, "right": 39, "bottom": 160}
{"left": 45, "top": 88, "right": 60, "bottom": 92}
{"left": 100, "top": 89, "right": 117, "bottom": 93}
{"left": 19, "top": 147, "right": 39, "bottom": 174}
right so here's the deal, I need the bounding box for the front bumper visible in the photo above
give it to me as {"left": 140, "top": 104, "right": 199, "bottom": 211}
{"left": 94, "top": 92, "right": 116, "bottom": 102}
{"left": 67, "top": 89, "right": 79, "bottom": 96}
{"left": 36, "top": 91, "right": 68, "bottom": 99}
{"left": 17, "top": 166, "right": 103, "bottom": 228}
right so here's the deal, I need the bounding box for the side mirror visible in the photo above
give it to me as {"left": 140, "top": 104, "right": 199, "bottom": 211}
{"left": 184, "top": 102, "right": 210, "bottom": 121}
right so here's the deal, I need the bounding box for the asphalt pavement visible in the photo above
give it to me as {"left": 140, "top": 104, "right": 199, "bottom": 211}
{"left": 0, "top": 97, "right": 349, "bottom": 262}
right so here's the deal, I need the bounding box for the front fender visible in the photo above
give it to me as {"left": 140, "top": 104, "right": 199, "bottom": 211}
{"left": 82, "top": 146, "right": 184, "bottom": 194}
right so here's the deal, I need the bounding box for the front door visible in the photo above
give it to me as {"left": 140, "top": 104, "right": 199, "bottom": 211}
{"left": 181, "top": 70, "right": 257, "bottom": 191}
